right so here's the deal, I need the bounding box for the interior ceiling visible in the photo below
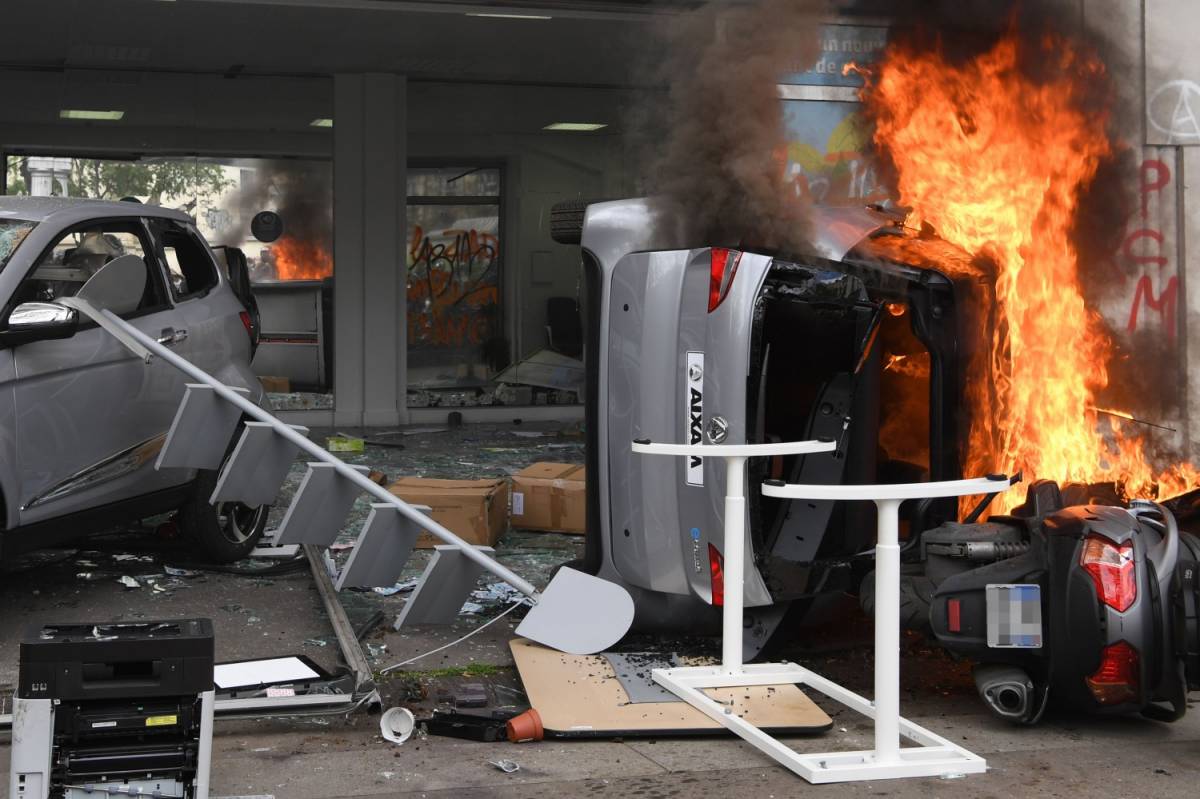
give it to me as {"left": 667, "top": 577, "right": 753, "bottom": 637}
{"left": 0, "top": 0, "right": 701, "bottom": 87}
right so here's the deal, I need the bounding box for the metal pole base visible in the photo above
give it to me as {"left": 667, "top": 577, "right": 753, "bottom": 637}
{"left": 652, "top": 662, "right": 986, "bottom": 784}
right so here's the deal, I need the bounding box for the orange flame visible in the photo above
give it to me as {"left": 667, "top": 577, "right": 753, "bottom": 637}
{"left": 861, "top": 28, "right": 1198, "bottom": 513}
{"left": 273, "top": 235, "right": 333, "bottom": 281}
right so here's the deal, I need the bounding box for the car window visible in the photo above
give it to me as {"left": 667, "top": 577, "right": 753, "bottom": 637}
{"left": 0, "top": 219, "right": 36, "bottom": 271}
{"left": 153, "top": 219, "right": 219, "bottom": 300}
{"left": 13, "top": 221, "right": 167, "bottom": 318}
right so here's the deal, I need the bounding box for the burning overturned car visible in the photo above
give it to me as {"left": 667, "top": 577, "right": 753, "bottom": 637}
{"left": 544, "top": 9, "right": 1200, "bottom": 726}
{"left": 553, "top": 196, "right": 1199, "bottom": 724}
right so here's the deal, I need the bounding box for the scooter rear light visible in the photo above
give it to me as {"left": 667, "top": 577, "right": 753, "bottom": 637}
{"left": 239, "top": 310, "right": 254, "bottom": 338}
{"left": 947, "top": 598, "right": 962, "bottom": 632}
{"left": 1080, "top": 535, "right": 1136, "bottom": 612}
{"left": 1086, "top": 640, "right": 1140, "bottom": 705}
{"left": 708, "top": 543, "right": 724, "bottom": 606}
{"left": 708, "top": 248, "right": 742, "bottom": 312}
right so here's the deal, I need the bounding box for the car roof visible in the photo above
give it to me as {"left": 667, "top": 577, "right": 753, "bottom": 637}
{"left": 0, "top": 196, "right": 192, "bottom": 226}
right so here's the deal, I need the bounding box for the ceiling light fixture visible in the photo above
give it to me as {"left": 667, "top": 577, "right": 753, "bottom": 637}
{"left": 59, "top": 109, "right": 125, "bottom": 121}
{"left": 544, "top": 122, "right": 607, "bottom": 131}
{"left": 310, "top": 118, "right": 334, "bottom": 128}
{"left": 466, "top": 12, "right": 553, "bottom": 19}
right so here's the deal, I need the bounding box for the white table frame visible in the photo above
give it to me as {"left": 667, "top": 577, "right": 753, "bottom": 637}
{"left": 632, "top": 438, "right": 1015, "bottom": 783}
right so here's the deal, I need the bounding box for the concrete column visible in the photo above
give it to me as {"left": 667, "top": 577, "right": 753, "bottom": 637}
{"left": 333, "top": 73, "right": 407, "bottom": 427}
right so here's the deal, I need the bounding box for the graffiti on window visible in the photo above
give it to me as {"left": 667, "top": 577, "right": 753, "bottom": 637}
{"left": 406, "top": 213, "right": 500, "bottom": 352}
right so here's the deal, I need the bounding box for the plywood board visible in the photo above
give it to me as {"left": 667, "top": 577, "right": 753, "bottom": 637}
{"left": 510, "top": 638, "right": 831, "bottom": 737}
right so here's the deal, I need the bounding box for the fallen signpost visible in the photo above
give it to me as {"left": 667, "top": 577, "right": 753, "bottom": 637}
{"left": 92, "top": 306, "right": 634, "bottom": 658}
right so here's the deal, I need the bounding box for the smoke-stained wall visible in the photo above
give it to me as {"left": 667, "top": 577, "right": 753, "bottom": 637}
{"left": 1135, "top": 0, "right": 1200, "bottom": 458}
{"left": 1077, "top": 0, "right": 1197, "bottom": 456}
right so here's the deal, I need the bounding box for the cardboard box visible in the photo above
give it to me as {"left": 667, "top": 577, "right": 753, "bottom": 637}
{"left": 259, "top": 375, "right": 291, "bottom": 393}
{"left": 388, "top": 477, "right": 509, "bottom": 548}
{"left": 511, "top": 463, "right": 586, "bottom": 534}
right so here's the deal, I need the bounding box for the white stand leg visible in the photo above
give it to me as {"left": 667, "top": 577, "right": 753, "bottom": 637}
{"left": 873, "top": 498, "right": 902, "bottom": 763}
{"left": 721, "top": 456, "right": 746, "bottom": 673}
{"left": 632, "top": 437, "right": 1015, "bottom": 785}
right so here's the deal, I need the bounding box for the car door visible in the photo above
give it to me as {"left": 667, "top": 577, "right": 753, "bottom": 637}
{"left": 146, "top": 216, "right": 229, "bottom": 378}
{"left": 9, "top": 216, "right": 193, "bottom": 526}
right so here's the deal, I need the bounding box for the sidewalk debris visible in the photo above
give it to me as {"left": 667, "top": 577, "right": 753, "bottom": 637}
{"left": 327, "top": 435, "right": 365, "bottom": 453}
{"left": 380, "top": 706, "right": 416, "bottom": 744}
{"left": 454, "top": 683, "right": 489, "bottom": 708}
{"left": 373, "top": 578, "right": 420, "bottom": 596}
{"left": 423, "top": 709, "right": 516, "bottom": 742}
{"left": 489, "top": 759, "right": 521, "bottom": 774}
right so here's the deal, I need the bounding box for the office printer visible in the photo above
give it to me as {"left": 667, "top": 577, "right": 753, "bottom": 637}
{"left": 9, "top": 619, "right": 214, "bottom": 799}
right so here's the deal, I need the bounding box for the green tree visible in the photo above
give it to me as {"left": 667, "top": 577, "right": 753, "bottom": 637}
{"left": 68, "top": 159, "right": 232, "bottom": 206}
{"left": 5, "top": 156, "right": 27, "bottom": 195}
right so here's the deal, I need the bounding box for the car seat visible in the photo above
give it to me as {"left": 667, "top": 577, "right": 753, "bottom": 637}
{"left": 545, "top": 296, "right": 582, "bottom": 358}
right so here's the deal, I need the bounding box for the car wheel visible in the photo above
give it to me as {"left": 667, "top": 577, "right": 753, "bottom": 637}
{"left": 550, "top": 199, "right": 611, "bottom": 245}
{"left": 178, "top": 459, "right": 270, "bottom": 564}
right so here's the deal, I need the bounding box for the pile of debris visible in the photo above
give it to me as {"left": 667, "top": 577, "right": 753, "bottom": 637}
{"left": 407, "top": 349, "right": 582, "bottom": 408}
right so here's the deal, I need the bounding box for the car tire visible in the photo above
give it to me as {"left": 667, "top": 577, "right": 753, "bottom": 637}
{"left": 550, "top": 200, "right": 592, "bottom": 245}
{"left": 859, "top": 567, "right": 934, "bottom": 632}
{"left": 178, "top": 445, "right": 270, "bottom": 563}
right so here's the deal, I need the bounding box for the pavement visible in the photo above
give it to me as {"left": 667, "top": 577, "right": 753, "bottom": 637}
{"left": 2, "top": 423, "right": 1198, "bottom": 797}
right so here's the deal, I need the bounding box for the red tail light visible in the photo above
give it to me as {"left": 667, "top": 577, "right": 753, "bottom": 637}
{"left": 708, "top": 248, "right": 742, "bottom": 312}
{"left": 947, "top": 598, "right": 962, "bottom": 632}
{"left": 708, "top": 543, "right": 724, "bottom": 606}
{"left": 1080, "top": 536, "right": 1136, "bottom": 612}
{"left": 239, "top": 310, "right": 253, "bottom": 338}
{"left": 1086, "top": 640, "right": 1140, "bottom": 705}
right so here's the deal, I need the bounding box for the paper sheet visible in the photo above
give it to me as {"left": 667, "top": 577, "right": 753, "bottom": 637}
{"left": 214, "top": 656, "right": 319, "bottom": 689}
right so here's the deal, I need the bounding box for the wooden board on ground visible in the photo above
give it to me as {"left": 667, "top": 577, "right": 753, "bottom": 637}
{"left": 510, "top": 638, "right": 832, "bottom": 737}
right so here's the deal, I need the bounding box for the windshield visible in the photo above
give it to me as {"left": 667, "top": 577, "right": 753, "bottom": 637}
{"left": 0, "top": 219, "right": 36, "bottom": 271}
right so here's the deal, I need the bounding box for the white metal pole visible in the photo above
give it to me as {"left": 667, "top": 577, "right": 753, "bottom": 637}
{"left": 872, "top": 497, "right": 902, "bottom": 763}
{"left": 102, "top": 310, "right": 540, "bottom": 599}
{"left": 195, "top": 689, "right": 215, "bottom": 799}
{"left": 722, "top": 455, "right": 747, "bottom": 673}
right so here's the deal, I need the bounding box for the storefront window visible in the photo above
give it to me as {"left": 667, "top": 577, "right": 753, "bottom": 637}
{"left": 406, "top": 166, "right": 503, "bottom": 391}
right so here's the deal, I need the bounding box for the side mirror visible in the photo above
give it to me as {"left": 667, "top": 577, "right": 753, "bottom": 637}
{"left": 0, "top": 302, "right": 80, "bottom": 346}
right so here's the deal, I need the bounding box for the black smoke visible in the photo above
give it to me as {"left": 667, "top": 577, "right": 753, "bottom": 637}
{"left": 219, "top": 160, "right": 333, "bottom": 250}
{"left": 630, "top": 0, "right": 830, "bottom": 255}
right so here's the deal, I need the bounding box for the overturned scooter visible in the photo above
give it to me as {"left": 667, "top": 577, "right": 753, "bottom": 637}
{"left": 876, "top": 480, "right": 1200, "bottom": 724}
{"left": 90, "top": 305, "right": 634, "bottom": 656}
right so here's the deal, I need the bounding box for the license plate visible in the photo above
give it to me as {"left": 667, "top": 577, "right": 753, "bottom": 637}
{"left": 986, "top": 584, "right": 1043, "bottom": 648}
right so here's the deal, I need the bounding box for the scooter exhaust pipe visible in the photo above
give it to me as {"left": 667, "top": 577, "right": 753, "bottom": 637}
{"left": 974, "top": 664, "right": 1045, "bottom": 724}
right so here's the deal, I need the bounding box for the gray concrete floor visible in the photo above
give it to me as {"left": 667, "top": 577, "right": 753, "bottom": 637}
{"left": 2, "top": 423, "right": 1198, "bottom": 797}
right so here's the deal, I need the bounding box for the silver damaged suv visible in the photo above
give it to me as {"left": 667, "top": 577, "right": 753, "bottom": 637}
{"left": 0, "top": 197, "right": 269, "bottom": 562}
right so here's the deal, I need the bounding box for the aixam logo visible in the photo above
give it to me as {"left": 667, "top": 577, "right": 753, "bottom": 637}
{"left": 685, "top": 352, "right": 703, "bottom": 486}
{"left": 689, "top": 388, "right": 703, "bottom": 447}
